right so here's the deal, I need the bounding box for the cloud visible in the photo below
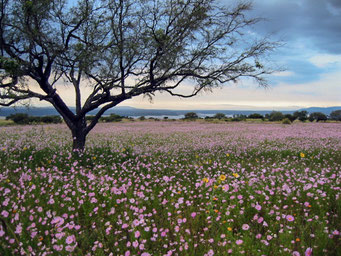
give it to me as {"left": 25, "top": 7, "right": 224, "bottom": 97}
{"left": 243, "top": 0, "right": 341, "bottom": 54}
{"left": 309, "top": 54, "right": 341, "bottom": 68}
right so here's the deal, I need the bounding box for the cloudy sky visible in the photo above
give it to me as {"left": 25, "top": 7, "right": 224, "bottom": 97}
{"left": 42, "top": 0, "right": 341, "bottom": 110}
{"left": 122, "top": 0, "right": 341, "bottom": 110}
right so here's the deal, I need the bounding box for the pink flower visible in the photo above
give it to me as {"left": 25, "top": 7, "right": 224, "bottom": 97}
{"left": 305, "top": 248, "right": 313, "bottom": 256}
{"left": 286, "top": 215, "right": 295, "bottom": 222}
{"left": 292, "top": 251, "right": 300, "bottom": 256}
{"left": 122, "top": 223, "right": 128, "bottom": 229}
{"left": 255, "top": 205, "right": 262, "bottom": 211}
{"left": 191, "top": 212, "right": 197, "bottom": 218}
{"left": 141, "top": 253, "right": 151, "bottom": 256}
{"left": 236, "top": 239, "right": 243, "bottom": 245}
{"left": 65, "top": 245, "right": 75, "bottom": 252}
{"left": 1, "top": 210, "right": 9, "bottom": 218}
{"left": 135, "top": 230, "right": 140, "bottom": 238}
{"left": 65, "top": 235, "right": 76, "bottom": 244}
{"left": 242, "top": 224, "right": 250, "bottom": 230}
{"left": 222, "top": 184, "right": 229, "bottom": 191}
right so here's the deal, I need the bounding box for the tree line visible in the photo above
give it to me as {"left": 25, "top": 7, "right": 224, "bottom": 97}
{"left": 183, "top": 110, "right": 341, "bottom": 122}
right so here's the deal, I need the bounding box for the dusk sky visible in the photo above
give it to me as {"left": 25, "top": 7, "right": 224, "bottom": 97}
{"left": 39, "top": 0, "right": 341, "bottom": 110}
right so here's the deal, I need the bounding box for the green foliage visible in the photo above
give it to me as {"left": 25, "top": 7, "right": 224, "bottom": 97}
{"left": 213, "top": 113, "right": 226, "bottom": 119}
{"left": 268, "top": 111, "right": 284, "bottom": 121}
{"left": 248, "top": 113, "right": 264, "bottom": 119}
{"left": 309, "top": 112, "right": 327, "bottom": 122}
{"left": 330, "top": 110, "right": 341, "bottom": 121}
{"left": 284, "top": 114, "right": 296, "bottom": 122}
{"left": 293, "top": 111, "right": 308, "bottom": 122}
{"left": 5, "top": 113, "right": 62, "bottom": 124}
{"left": 99, "top": 114, "right": 123, "bottom": 122}
{"left": 282, "top": 118, "right": 291, "bottom": 124}
{"left": 184, "top": 112, "right": 199, "bottom": 119}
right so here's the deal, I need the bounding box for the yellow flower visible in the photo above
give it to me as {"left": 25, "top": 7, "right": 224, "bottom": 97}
{"left": 227, "top": 227, "right": 232, "bottom": 231}
{"left": 226, "top": 153, "right": 230, "bottom": 157}
{"left": 214, "top": 185, "right": 218, "bottom": 189}
{"left": 23, "top": 147, "right": 27, "bottom": 150}
{"left": 203, "top": 177, "right": 209, "bottom": 183}
{"left": 296, "top": 238, "right": 300, "bottom": 242}
{"left": 92, "top": 156, "right": 97, "bottom": 160}
{"left": 219, "top": 175, "right": 226, "bottom": 181}
{"left": 232, "top": 173, "right": 239, "bottom": 178}
{"left": 300, "top": 152, "right": 305, "bottom": 158}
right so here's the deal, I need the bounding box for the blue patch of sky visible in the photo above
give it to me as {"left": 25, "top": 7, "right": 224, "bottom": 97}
{"left": 270, "top": 59, "right": 325, "bottom": 85}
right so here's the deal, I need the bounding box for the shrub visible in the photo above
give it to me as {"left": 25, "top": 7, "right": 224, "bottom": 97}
{"left": 184, "top": 112, "right": 199, "bottom": 119}
{"left": 293, "top": 110, "right": 308, "bottom": 122}
{"left": 330, "top": 110, "right": 341, "bottom": 121}
{"left": 100, "top": 114, "right": 123, "bottom": 122}
{"left": 282, "top": 118, "right": 291, "bottom": 124}
{"left": 213, "top": 113, "right": 226, "bottom": 119}
{"left": 248, "top": 113, "right": 264, "bottom": 119}
{"left": 309, "top": 112, "right": 327, "bottom": 122}
{"left": 269, "top": 111, "right": 284, "bottom": 121}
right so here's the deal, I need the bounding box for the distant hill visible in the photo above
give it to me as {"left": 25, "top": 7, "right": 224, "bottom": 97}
{"left": 298, "top": 106, "right": 341, "bottom": 115}
{"left": 0, "top": 106, "right": 340, "bottom": 117}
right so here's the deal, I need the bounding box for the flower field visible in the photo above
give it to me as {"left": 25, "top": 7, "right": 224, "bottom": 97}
{"left": 0, "top": 121, "right": 341, "bottom": 255}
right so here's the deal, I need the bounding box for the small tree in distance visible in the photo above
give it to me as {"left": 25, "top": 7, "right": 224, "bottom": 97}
{"left": 330, "top": 110, "right": 341, "bottom": 121}
{"left": 0, "top": 0, "right": 279, "bottom": 151}
{"left": 184, "top": 112, "right": 199, "bottom": 120}
{"left": 213, "top": 113, "right": 226, "bottom": 119}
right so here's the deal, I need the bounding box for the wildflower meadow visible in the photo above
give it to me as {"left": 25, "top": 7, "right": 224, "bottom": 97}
{"left": 0, "top": 121, "right": 340, "bottom": 255}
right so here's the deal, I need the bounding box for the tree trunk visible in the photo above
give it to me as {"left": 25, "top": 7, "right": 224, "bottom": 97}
{"left": 71, "top": 119, "right": 87, "bottom": 152}
{"left": 72, "top": 132, "right": 86, "bottom": 151}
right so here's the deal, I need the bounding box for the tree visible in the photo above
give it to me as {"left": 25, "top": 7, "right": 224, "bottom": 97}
{"left": 293, "top": 111, "right": 308, "bottom": 122}
{"left": 308, "top": 112, "right": 327, "bottom": 122}
{"left": 184, "top": 112, "right": 199, "bottom": 120}
{"left": 268, "top": 111, "right": 284, "bottom": 121}
{"left": 0, "top": 0, "right": 278, "bottom": 151}
{"left": 330, "top": 110, "right": 341, "bottom": 121}
{"left": 284, "top": 114, "right": 296, "bottom": 122}
{"left": 248, "top": 113, "right": 263, "bottom": 119}
{"left": 213, "top": 113, "right": 226, "bottom": 119}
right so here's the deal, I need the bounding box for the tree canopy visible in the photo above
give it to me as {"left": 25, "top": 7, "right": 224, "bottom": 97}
{"left": 0, "top": 0, "right": 278, "bottom": 150}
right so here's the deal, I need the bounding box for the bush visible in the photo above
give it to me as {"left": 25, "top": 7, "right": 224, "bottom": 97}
{"left": 213, "top": 113, "right": 226, "bottom": 119}
{"left": 282, "top": 118, "right": 291, "bottom": 124}
{"left": 100, "top": 114, "right": 123, "bottom": 122}
{"left": 330, "top": 110, "right": 341, "bottom": 121}
{"left": 284, "top": 114, "right": 296, "bottom": 122}
{"left": 269, "top": 111, "right": 284, "bottom": 121}
{"left": 6, "top": 113, "right": 62, "bottom": 124}
{"left": 248, "top": 113, "right": 264, "bottom": 119}
{"left": 293, "top": 110, "right": 308, "bottom": 122}
{"left": 184, "top": 112, "right": 199, "bottom": 119}
{"left": 309, "top": 112, "right": 327, "bottom": 122}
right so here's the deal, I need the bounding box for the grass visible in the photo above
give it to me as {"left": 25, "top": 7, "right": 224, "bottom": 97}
{"left": 0, "top": 121, "right": 340, "bottom": 255}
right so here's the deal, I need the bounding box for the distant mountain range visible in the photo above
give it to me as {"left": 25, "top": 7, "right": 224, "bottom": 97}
{"left": 0, "top": 106, "right": 340, "bottom": 117}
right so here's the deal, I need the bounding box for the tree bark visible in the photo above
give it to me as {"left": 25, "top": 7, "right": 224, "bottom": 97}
{"left": 71, "top": 118, "right": 87, "bottom": 151}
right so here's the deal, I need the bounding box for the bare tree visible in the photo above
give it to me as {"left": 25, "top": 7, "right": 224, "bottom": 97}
{"left": 0, "top": 0, "right": 278, "bottom": 150}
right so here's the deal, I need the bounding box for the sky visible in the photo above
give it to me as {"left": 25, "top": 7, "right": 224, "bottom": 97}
{"left": 124, "top": 0, "right": 341, "bottom": 110}
{"left": 35, "top": 0, "right": 341, "bottom": 110}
